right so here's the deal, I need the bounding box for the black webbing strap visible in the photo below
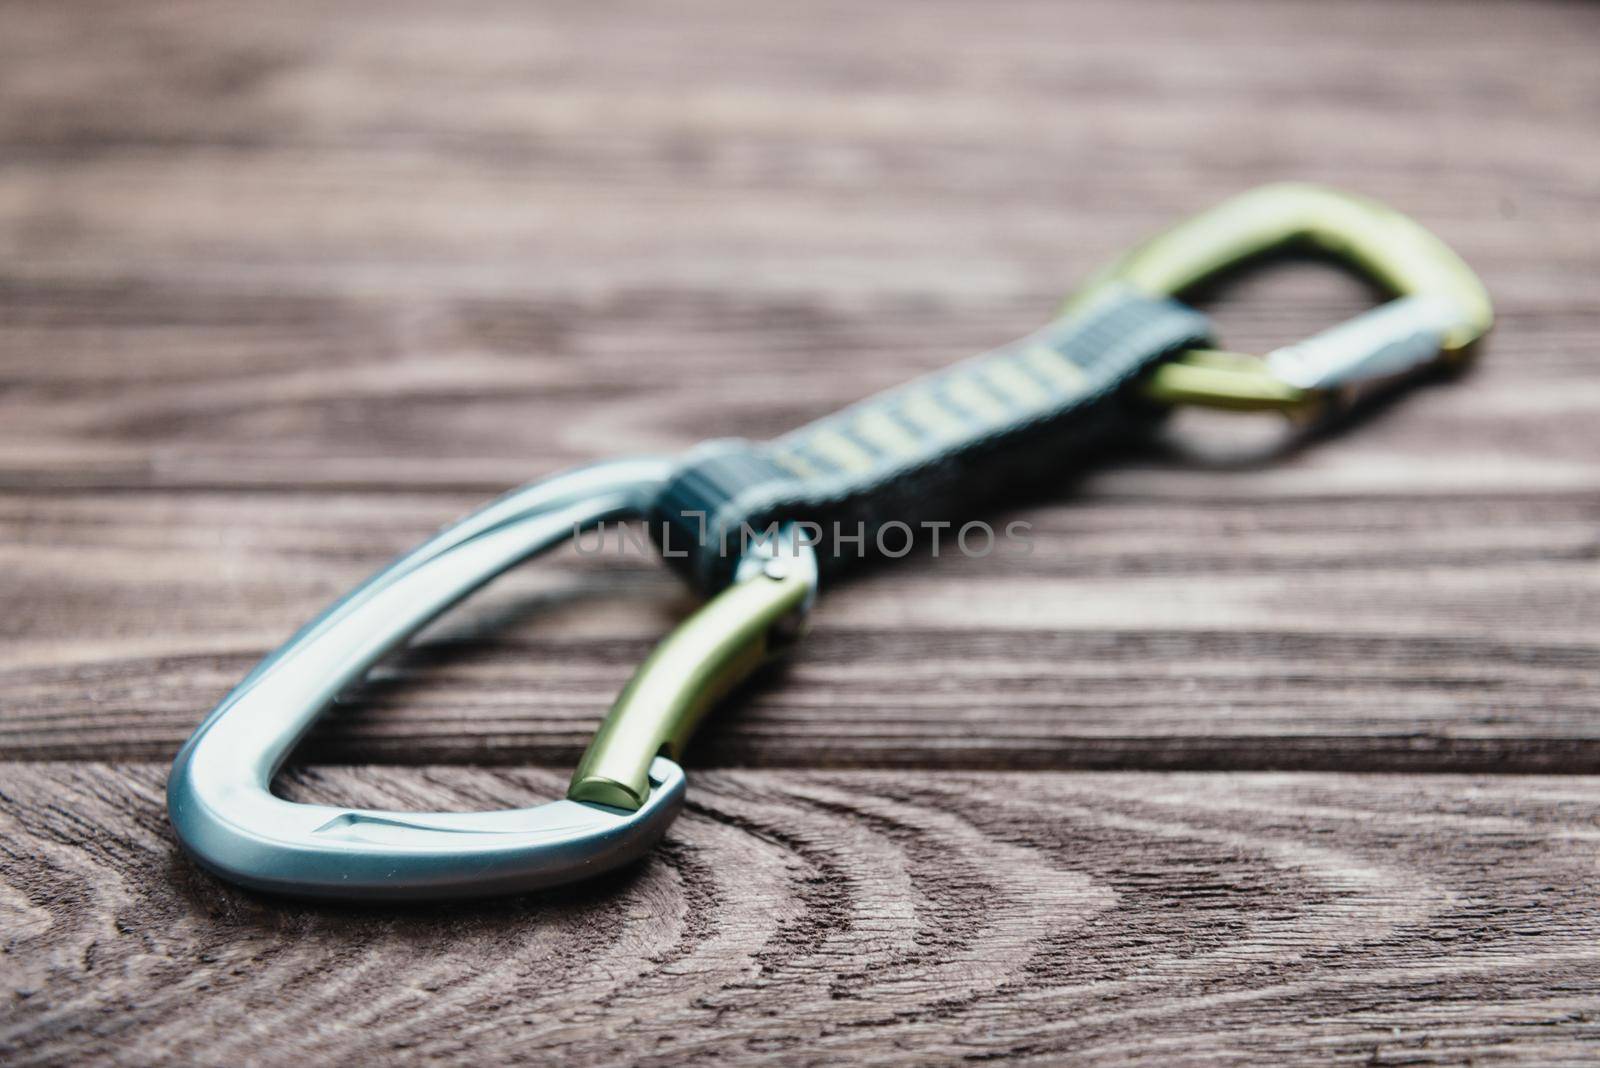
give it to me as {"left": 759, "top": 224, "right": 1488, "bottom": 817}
{"left": 651, "top": 289, "right": 1213, "bottom": 593}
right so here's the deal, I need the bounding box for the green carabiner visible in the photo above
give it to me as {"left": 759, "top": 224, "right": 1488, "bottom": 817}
{"left": 1069, "top": 183, "right": 1493, "bottom": 412}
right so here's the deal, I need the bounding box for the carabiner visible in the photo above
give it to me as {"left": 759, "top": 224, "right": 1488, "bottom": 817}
{"left": 168, "top": 460, "right": 815, "bottom": 899}
{"left": 169, "top": 184, "right": 1490, "bottom": 901}
{"left": 1069, "top": 183, "right": 1494, "bottom": 413}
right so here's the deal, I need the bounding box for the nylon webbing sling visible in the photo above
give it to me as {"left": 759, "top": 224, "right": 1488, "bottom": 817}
{"left": 652, "top": 288, "right": 1213, "bottom": 592}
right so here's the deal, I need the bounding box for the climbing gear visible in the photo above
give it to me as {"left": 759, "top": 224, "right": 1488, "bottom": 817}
{"left": 1087, "top": 182, "right": 1493, "bottom": 412}
{"left": 168, "top": 184, "right": 1491, "bottom": 900}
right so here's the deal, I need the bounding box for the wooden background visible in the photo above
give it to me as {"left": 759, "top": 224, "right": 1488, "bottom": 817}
{"left": 3, "top": 0, "right": 1599, "bottom": 1063}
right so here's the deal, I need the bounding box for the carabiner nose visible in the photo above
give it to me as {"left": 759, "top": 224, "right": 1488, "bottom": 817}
{"left": 1068, "top": 183, "right": 1493, "bottom": 412}
{"left": 167, "top": 458, "right": 816, "bottom": 900}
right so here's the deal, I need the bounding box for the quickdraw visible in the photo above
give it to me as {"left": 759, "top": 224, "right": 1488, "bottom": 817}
{"left": 168, "top": 184, "right": 1491, "bottom": 899}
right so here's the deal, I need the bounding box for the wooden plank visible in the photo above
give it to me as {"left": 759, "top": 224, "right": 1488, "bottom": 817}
{"left": 3, "top": 764, "right": 1599, "bottom": 1064}
{"left": 0, "top": 1, "right": 1595, "bottom": 288}
{"left": 3, "top": 487, "right": 1596, "bottom": 769}
{"left": 2, "top": 0, "right": 1599, "bottom": 1059}
{"left": 0, "top": 1, "right": 1595, "bottom": 775}
{"left": 0, "top": 2, "right": 1593, "bottom": 492}
{"left": 0, "top": 268, "right": 1596, "bottom": 495}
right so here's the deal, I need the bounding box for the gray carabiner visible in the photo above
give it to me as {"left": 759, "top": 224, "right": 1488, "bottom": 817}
{"left": 167, "top": 458, "right": 817, "bottom": 900}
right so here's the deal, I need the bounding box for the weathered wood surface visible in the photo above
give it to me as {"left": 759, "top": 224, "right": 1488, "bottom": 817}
{"left": 4, "top": 487, "right": 1598, "bottom": 770}
{"left": 1, "top": 0, "right": 1598, "bottom": 776}
{"left": 3, "top": 0, "right": 1600, "bottom": 1062}
{"left": 5, "top": 764, "right": 1600, "bottom": 1066}
{"left": 0, "top": 0, "right": 1597, "bottom": 496}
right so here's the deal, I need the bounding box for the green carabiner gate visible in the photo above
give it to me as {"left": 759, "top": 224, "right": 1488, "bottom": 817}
{"left": 169, "top": 184, "right": 1491, "bottom": 900}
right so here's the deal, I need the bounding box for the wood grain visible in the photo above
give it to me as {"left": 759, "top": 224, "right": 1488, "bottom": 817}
{"left": 3, "top": 0, "right": 1600, "bottom": 1061}
{"left": 0, "top": 265, "right": 1596, "bottom": 495}
{"left": 1, "top": 1, "right": 1598, "bottom": 778}
{"left": 3, "top": 487, "right": 1597, "bottom": 769}
{"left": 0, "top": 1, "right": 1595, "bottom": 494}
{"left": 4, "top": 764, "right": 1600, "bottom": 1065}
{"left": 1, "top": 1, "right": 1598, "bottom": 767}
